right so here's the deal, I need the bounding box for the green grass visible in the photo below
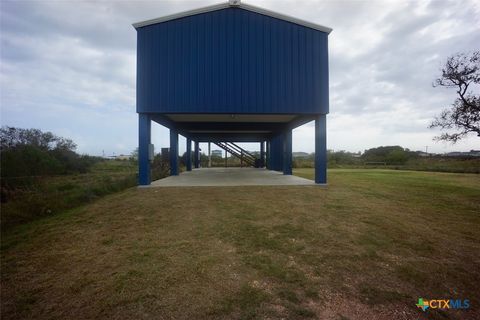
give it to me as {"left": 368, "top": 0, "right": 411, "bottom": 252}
{"left": 1, "top": 169, "right": 479, "bottom": 319}
{"left": 293, "top": 157, "right": 480, "bottom": 173}
{"left": 1, "top": 160, "right": 138, "bottom": 230}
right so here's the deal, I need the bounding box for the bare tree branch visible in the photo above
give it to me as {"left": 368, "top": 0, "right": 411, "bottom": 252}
{"left": 430, "top": 51, "right": 480, "bottom": 142}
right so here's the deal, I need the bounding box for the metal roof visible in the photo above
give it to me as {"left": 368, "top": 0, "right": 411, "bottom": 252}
{"left": 132, "top": 1, "right": 332, "bottom": 34}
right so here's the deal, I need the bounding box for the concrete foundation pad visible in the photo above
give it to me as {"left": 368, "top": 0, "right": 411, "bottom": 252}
{"left": 149, "top": 168, "right": 315, "bottom": 187}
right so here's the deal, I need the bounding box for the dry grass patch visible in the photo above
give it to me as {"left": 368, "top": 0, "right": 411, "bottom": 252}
{"left": 2, "top": 169, "right": 479, "bottom": 319}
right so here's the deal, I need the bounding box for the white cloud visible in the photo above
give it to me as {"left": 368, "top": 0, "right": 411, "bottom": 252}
{"left": 1, "top": 0, "right": 479, "bottom": 155}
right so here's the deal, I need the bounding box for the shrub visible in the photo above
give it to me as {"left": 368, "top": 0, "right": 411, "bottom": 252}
{"left": 1, "top": 126, "right": 102, "bottom": 186}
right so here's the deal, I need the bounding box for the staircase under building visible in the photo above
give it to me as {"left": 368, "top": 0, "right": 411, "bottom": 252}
{"left": 215, "top": 142, "right": 262, "bottom": 168}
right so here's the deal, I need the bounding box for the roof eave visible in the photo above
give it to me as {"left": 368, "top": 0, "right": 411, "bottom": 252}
{"left": 241, "top": 3, "right": 332, "bottom": 34}
{"left": 132, "top": 1, "right": 332, "bottom": 34}
{"left": 132, "top": 3, "right": 229, "bottom": 29}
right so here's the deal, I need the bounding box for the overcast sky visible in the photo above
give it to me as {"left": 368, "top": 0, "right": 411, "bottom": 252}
{"left": 1, "top": 0, "right": 479, "bottom": 156}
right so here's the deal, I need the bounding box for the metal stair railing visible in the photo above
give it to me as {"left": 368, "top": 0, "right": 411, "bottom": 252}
{"left": 223, "top": 142, "right": 256, "bottom": 164}
{"left": 226, "top": 142, "right": 257, "bottom": 162}
{"left": 216, "top": 142, "right": 254, "bottom": 166}
{"left": 215, "top": 142, "right": 257, "bottom": 167}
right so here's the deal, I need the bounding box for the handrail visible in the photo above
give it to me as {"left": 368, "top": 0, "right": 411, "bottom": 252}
{"left": 228, "top": 142, "right": 257, "bottom": 159}
{"left": 215, "top": 142, "right": 256, "bottom": 166}
{"left": 223, "top": 142, "right": 256, "bottom": 161}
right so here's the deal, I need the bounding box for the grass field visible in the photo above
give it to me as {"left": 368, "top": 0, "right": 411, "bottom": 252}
{"left": 1, "top": 160, "right": 138, "bottom": 230}
{"left": 1, "top": 169, "right": 479, "bottom": 319}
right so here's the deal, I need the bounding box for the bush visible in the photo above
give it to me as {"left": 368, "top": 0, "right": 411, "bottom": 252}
{"left": 1, "top": 163, "right": 139, "bottom": 230}
{"left": 1, "top": 126, "right": 102, "bottom": 186}
{"left": 1, "top": 145, "right": 63, "bottom": 177}
{"left": 362, "top": 146, "right": 415, "bottom": 165}
{"left": 0, "top": 127, "right": 122, "bottom": 230}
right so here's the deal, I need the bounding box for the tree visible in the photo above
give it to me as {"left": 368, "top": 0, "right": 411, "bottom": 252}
{"left": 430, "top": 51, "right": 480, "bottom": 142}
{"left": 361, "top": 146, "right": 415, "bottom": 165}
{"left": 1, "top": 126, "right": 99, "bottom": 178}
{"left": 130, "top": 148, "right": 139, "bottom": 160}
{"left": 0, "top": 126, "right": 77, "bottom": 151}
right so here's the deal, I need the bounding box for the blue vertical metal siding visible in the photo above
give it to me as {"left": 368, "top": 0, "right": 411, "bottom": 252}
{"left": 136, "top": 7, "right": 328, "bottom": 114}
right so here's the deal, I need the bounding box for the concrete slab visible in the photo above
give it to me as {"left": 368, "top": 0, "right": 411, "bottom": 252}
{"left": 149, "top": 168, "right": 315, "bottom": 187}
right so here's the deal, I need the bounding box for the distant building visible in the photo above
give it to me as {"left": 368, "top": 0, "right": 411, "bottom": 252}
{"left": 211, "top": 150, "right": 223, "bottom": 157}
{"left": 415, "top": 151, "right": 430, "bottom": 157}
{"left": 445, "top": 150, "right": 480, "bottom": 157}
{"left": 292, "top": 152, "right": 310, "bottom": 158}
{"left": 116, "top": 154, "right": 131, "bottom": 160}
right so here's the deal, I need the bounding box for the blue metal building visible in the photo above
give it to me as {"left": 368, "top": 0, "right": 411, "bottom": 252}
{"left": 133, "top": 0, "right": 331, "bottom": 185}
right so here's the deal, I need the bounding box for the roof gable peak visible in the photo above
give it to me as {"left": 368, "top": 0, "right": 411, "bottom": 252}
{"left": 132, "top": 1, "right": 332, "bottom": 34}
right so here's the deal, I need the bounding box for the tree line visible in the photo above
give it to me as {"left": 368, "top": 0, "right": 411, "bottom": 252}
{"left": 292, "top": 146, "right": 422, "bottom": 168}
{"left": 0, "top": 126, "right": 101, "bottom": 179}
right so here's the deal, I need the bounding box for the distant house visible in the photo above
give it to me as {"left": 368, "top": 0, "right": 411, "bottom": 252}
{"left": 292, "top": 152, "right": 310, "bottom": 158}
{"left": 115, "top": 154, "right": 131, "bottom": 160}
{"left": 470, "top": 150, "right": 480, "bottom": 157}
{"left": 211, "top": 150, "right": 223, "bottom": 157}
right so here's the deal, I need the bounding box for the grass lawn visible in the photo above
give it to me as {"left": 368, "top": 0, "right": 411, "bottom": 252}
{"left": 1, "top": 169, "right": 479, "bottom": 319}
{"left": 1, "top": 160, "right": 139, "bottom": 230}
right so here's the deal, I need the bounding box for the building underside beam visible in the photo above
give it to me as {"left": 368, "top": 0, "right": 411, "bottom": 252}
{"left": 151, "top": 114, "right": 192, "bottom": 139}
{"left": 191, "top": 133, "right": 272, "bottom": 142}
{"left": 285, "top": 115, "right": 317, "bottom": 131}
{"left": 175, "top": 122, "right": 286, "bottom": 132}
{"left": 151, "top": 113, "right": 317, "bottom": 137}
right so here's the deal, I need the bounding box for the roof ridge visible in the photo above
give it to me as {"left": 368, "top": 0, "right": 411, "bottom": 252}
{"left": 132, "top": 1, "right": 332, "bottom": 34}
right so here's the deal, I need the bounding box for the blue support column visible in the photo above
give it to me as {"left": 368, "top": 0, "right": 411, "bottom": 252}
{"left": 283, "top": 130, "right": 292, "bottom": 175}
{"left": 194, "top": 141, "right": 200, "bottom": 168}
{"left": 270, "top": 136, "right": 278, "bottom": 171}
{"left": 170, "top": 128, "right": 179, "bottom": 176}
{"left": 278, "top": 134, "right": 284, "bottom": 171}
{"left": 272, "top": 134, "right": 284, "bottom": 171}
{"left": 315, "top": 114, "right": 327, "bottom": 184}
{"left": 260, "top": 141, "right": 265, "bottom": 168}
{"left": 186, "top": 138, "right": 192, "bottom": 171}
{"left": 138, "top": 113, "right": 151, "bottom": 185}
{"left": 269, "top": 138, "right": 276, "bottom": 170}
{"left": 266, "top": 140, "right": 271, "bottom": 170}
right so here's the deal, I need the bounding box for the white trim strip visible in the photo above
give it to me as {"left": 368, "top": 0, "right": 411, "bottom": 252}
{"left": 132, "top": 1, "right": 332, "bottom": 34}
{"left": 132, "top": 3, "right": 230, "bottom": 29}
{"left": 241, "top": 3, "right": 332, "bottom": 33}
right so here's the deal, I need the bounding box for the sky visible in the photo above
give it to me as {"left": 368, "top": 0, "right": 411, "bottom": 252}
{"left": 1, "top": 0, "right": 479, "bottom": 156}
